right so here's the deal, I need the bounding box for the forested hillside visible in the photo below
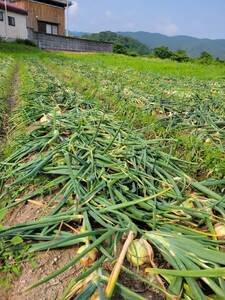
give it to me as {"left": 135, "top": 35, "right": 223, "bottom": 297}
{"left": 81, "top": 31, "right": 150, "bottom": 55}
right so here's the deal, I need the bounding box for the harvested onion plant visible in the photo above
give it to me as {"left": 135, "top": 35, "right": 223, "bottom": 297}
{"left": 0, "top": 58, "right": 225, "bottom": 300}
{"left": 46, "top": 57, "right": 225, "bottom": 181}
{"left": 48, "top": 58, "right": 225, "bottom": 147}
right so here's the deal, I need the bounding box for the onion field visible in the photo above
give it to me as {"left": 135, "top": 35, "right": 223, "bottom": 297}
{"left": 0, "top": 43, "right": 225, "bottom": 300}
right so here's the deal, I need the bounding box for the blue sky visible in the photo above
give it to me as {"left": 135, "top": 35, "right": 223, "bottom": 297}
{"left": 68, "top": 0, "right": 225, "bottom": 39}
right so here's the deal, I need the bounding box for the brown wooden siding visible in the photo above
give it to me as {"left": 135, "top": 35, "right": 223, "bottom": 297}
{"left": 12, "top": 0, "right": 65, "bottom": 35}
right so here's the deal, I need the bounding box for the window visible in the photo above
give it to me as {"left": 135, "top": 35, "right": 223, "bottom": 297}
{"left": 38, "top": 21, "right": 58, "bottom": 35}
{"left": 8, "top": 16, "right": 15, "bottom": 26}
{"left": 0, "top": 11, "right": 3, "bottom": 22}
{"left": 46, "top": 24, "right": 58, "bottom": 35}
{"left": 52, "top": 25, "right": 58, "bottom": 35}
{"left": 46, "top": 24, "right": 52, "bottom": 34}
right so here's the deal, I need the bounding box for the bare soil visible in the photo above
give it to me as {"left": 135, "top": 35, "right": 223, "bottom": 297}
{"left": 0, "top": 196, "right": 81, "bottom": 300}
{"left": 0, "top": 247, "right": 81, "bottom": 300}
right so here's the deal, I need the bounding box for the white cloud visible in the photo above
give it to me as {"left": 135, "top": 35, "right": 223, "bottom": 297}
{"left": 68, "top": 1, "right": 78, "bottom": 31}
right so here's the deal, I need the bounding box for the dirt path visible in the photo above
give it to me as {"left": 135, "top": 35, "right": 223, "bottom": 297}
{"left": 7, "top": 66, "right": 18, "bottom": 114}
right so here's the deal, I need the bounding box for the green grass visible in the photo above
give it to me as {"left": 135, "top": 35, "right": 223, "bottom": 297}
{"left": 54, "top": 52, "right": 225, "bottom": 80}
{"left": 1, "top": 41, "right": 225, "bottom": 80}
{"left": 0, "top": 41, "right": 40, "bottom": 55}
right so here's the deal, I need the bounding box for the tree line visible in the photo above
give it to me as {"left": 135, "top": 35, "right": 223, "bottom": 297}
{"left": 151, "top": 46, "right": 223, "bottom": 64}
{"left": 115, "top": 44, "right": 224, "bottom": 64}
{"left": 80, "top": 31, "right": 224, "bottom": 64}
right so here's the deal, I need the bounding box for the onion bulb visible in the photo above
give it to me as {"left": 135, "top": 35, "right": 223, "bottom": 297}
{"left": 215, "top": 223, "right": 225, "bottom": 239}
{"left": 39, "top": 106, "right": 62, "bottom": 124}
{"left": 40, "top": 114, "right": 49, "bottom": 124}
{"left": 52, "top": 154, "right": 65, "bottom": 166}
{"left": 77, "top": 245, "right": 98, "bottom": 267}
{"left": 55, "top": 105, "right": 62, "bottom": 116}
{"left": 126, "top": 239, "right": 149, "bottom": 267}
{"left": 182, "top": 198, "right": 194, "bottom": 209}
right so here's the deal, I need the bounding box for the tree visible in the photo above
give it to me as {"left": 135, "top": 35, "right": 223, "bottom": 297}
{"left": 154, "top": 46, "right": 173, "bottom": 59}
{"left": 113, "top": 44, "right": 128, "bottom": 55}
{"left": 199, "top": 51, "right": 214, "bottom": 64}
{"left": 172, "top": 50, "right": 190, "bottom": 62}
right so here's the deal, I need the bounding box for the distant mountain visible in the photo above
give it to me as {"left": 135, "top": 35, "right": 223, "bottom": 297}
{"left": 118, "top": 32, "right": 225, "bottom": 59}
{"left": 70, "top": 31, "right": 225, "bottom": 59}
{"left": 80, "top": 31, "right": 150, "bottom": 55}
{"left": 69, "top": 31, "right": 88, "bottom": 37}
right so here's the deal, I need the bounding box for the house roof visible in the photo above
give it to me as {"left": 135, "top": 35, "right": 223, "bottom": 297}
{"left": 32, "top": 0, "right": 68, "bottom": 8}
{"left": 9, "top": 0, "right": 70, "bottom": 9}
{"left": 51, "top": 0, "right": 68, "bottom": 7}
{"left": 0, "top": 1, "right": 27, "bottom": 15}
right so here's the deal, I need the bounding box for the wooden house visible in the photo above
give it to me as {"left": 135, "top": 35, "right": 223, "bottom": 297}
{"left": 2, "top": 0, "right": 113, "bottom": 52}
{"left": 10, "top": 0, "right": 67, "bottom": 36}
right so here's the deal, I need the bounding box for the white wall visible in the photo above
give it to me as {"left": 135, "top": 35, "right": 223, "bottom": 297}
{"left": 0, "top": 10, "right": 28, "bottom": 40}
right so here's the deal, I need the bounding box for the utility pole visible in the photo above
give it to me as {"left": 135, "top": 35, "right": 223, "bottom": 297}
{"left": 4, "top": 0, "right": 8, "bottom": 40}
{"left": 66, "top": 0, "right": 69, "bottom": 36}
{"left": 65, "top": 0, "right": 72, "bottom": 36}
